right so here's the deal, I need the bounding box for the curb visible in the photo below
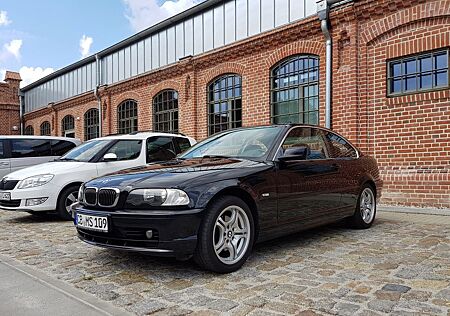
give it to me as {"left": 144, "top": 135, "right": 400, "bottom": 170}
{"left": 379, "top": 205, "right": 450, "bottom": 216}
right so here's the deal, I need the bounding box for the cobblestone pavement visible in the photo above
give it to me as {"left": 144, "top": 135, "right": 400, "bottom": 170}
{"left": 0, "top": 210, "right": 449, "bottom": 316}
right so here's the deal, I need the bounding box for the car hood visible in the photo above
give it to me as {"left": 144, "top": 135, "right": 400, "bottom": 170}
{"left": 3, "top": 161, "right": 91, "bottom": 180}
{"left": 85, "top": 158, "right": 272, "bottom": 189}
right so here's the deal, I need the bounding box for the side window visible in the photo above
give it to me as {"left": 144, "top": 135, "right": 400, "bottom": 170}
{"left": 51, "top": 140, "right": 76, "bottom": 156}
{"left": 106, "top": 140, "right": 142, "bottom": 161}
{"left": 175, "top": 137, "right": 191, "bottom": 154}
{"left": 146, "top": 137, "right": 176, "bottom": 163}
{"left": 11, "top": 139, "right": 52, "bottom": 158}
{"left": 280, "top": 127, "right": 328, "bottom": 160}
{"left": 0, "top": 141, "right": 5, "bottom": 159}
{"left": 324, "top": 132, "right": 357, "bottom": 159}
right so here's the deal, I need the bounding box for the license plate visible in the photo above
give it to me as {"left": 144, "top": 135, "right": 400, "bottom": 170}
{"left": 75, "top": 213, "right": 108, "bottom": 232}
{"left": 0, "top": 192, "right": 11, "bottom": 201}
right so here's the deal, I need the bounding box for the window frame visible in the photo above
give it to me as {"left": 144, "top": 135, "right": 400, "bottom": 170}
{"left": 84, "top": 108, "right": 99, "bottom": 141}
{"left": 61, "top": 115, "right": 75, "bottom": 137}
{"left": 153, "top": 89, "right": 179, "bottom": 134}
{"left": 270, "top": 55, "right": 320, "bottom": 125}
{"left": 117, "top": 100, "right": 138, "bottom": 135}
{"left": 40, "top": 121, "right": 51, "bottom": 136}
{"left": 24, "top": 126, "right": 34, "bottom": 135}
{"left": 387, "top": 48, "right": 450, "bottom": 97}
{"left": 207, "top": 73, "right": 243, "bottom": 136}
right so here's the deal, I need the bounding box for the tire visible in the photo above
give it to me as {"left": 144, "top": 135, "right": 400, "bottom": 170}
{"left": 194, "top": 195, "right": 255, "bottom": 273}
{"left": 348, "top": 184, "right": 376, "bottom": 229}
{"left": 57, "top": 184, "right": 80, "bottom": 221}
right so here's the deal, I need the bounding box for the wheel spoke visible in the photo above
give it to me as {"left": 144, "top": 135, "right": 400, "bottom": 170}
{"left": 67, "top": 193, "right": 77, "bottom": 203}
{"left": 228, "top": 241, "right": 236, "bottom": 259}
{"left": 215, "top": 237, "right": 226, "bottom": 254}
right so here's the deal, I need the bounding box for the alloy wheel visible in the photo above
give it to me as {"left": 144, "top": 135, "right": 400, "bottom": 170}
{"left": 360, "top": 187, "right": 375, "bottom": 224}
{"left": 65, "top": 191, "right": 78, "bottom": 214}
{"left": 213, "top": 205, "right": 250, "bottom": 265}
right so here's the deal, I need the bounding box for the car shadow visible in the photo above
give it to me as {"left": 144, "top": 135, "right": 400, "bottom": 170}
{"left": 84, "top": 219, "right": 386, "bottom": 275}
{"left": 5, "top": 212, "right": 69, "bottom": 224}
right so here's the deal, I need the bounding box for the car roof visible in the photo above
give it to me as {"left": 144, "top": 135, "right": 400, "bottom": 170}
{"left": 95, "top": 132, "right": 195, "bottom": 142}
{"left": 0, "top": 135, "right": 81, "bottom": 143}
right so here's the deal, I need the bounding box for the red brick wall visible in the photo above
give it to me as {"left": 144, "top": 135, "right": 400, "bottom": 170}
{"left": 0, "top": 79, "right": 20, "bottom": 135}
{"left": 22, "top": 0, "right": 450, "bottom": 208}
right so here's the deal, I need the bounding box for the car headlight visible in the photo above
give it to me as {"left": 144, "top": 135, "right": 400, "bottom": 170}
{"left": 17, "top": 174, "right": 54, "bottom": 189}
{"left": 126, "top": 188, "right": 189, "bottom": 207}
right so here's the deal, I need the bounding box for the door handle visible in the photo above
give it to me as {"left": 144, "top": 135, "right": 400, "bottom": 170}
{"left": 0, "top": 162, "right": 9, "bottom": 166}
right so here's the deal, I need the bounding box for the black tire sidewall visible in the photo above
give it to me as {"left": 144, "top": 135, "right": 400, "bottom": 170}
{"left": 57, "top": 185, "right": 80, "bottom": 220}
{"left": 196, "top": 196, "right": 255, "bottom": 273}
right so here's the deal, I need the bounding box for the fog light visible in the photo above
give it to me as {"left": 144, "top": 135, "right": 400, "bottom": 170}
{"left": 145, "top": 230, "right": 153, "bottom": 239}
{"left": 25, "top": 197, "right": 48, "bottom": 206}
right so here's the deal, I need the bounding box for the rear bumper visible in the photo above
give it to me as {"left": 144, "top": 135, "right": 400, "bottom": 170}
{"left": 72, "top": 204, "right": 204, "bottom": 259}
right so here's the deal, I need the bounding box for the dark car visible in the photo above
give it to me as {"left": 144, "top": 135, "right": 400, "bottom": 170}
{"left": 72, "top": 125, "right": 382, "bottom": 273}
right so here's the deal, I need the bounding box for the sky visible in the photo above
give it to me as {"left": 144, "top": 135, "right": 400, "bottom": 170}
{"left": 0, "top": 0, "right": 204, "bottom": 87}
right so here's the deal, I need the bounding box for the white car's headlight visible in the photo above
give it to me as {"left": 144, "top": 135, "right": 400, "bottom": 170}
{"left": 17, "top": 174, "right": 54, "bottom": 189}
{"left": 126, "top": 188, "right": 190, "bottom": 207}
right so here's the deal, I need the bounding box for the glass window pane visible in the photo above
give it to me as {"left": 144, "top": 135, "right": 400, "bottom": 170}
{"left": 261, "top": 0, "right": 274, "bottom": 32}
{"left": 236, "top": 0, "right": 247, "bottom": 40}
{"left": 420, "top": 74, "right": 432, "bottom": 89}
{"left": 435, "top": 71, "right": 448, "bottom": 87}
{"left": 193, "top": 15, "right": 203, "bottom": 54}
{"left": 435, "top": 53, "right": 448, "bottom": 70}
{"left": 213, "top": 6, "right": 224, "bottom": 48}
{"left": 275, "top": 0, "right": 289, "bottom": 27}
{"left": 137, "top": 40, "right": 145, "bottom": 74}
{"left": 224, "top": 1, "right": 235, "bottom": 45}
{"left": 175, "top": 23, "right": 184, "bottom": 60}
{"left": 203, "top": 10, "right": 214, "bottom": 51}
{"left": 405, "top": 59, "right": 416, "bottom": 75}
{"left": 184, "top": 18, "right": 194, "bottom": 56}
{"left": 248, "top": 0, "right": 261, "bottom": 36}
{"left": 151, "top": 35, "right": 159, "bottom": 69}
{"left": 118, "top": 49, "right": 125, "bottom": 81}
{"left": 159, "top": 30, "right": 167, "bottom": 66}
{"left": 124, "top": 47, "right": 131, "bottom": 79}
{"left": 420, "top": 57, "right": 432, "bottom": 72}
{"left": 144, "top": 38, "right": 152, "bottom": 72}
{"left": 131, "top": 43, "right": 138, "bottom": 76}
{"left": 167, "top": 27, "right": 176, "bottom": 64}
{"left": 290, "top": 0, "right": 304, "bottom": 21}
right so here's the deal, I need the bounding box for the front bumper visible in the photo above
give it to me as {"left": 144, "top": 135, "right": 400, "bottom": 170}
{"left": 71, "top": 203, "right": 204, "bottom": 259}
{"left": 0, "top": 184, "right": 59, "bottom": 212}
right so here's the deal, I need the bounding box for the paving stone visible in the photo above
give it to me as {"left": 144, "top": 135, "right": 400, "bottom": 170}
{"left": 382, "top": 284, "right": 411, "bottom": 293}
{"left": 333, "top": 302, "right": 360, "bottom": 315}
{"left": 367, "top": 299, "right": 396, "bottom": 313}
{"left": 205, "top": 298, "right": 238, "bottom": 312}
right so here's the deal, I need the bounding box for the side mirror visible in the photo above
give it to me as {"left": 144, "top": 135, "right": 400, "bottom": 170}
{"left": 103, "top": 152, "right": 118, "bottom": 162}
{"left": 279, "top": 146, "right": 309, "bottom": 162}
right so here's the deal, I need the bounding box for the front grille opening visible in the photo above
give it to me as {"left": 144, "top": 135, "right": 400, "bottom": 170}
{"left": 98, "top": 189, "right": 118, "bottom": 207}
{"left": 84, "top": 188, "right": 97, "bottom": 205}
{"left": 0, "top": 180, "right": 19, "bottom": 190}
{"left": 78, "top": 229, "right": 159, "bottom": 248}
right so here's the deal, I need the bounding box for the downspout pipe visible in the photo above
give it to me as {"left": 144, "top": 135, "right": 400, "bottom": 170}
{"left": 94, "top": 54, "right": 102, "bottom": 137}
{"left": 317, "top": 0, "right": 332, "bottom": 129}
{"left": 18, "top": 91, "right": 24, "bottom": 135}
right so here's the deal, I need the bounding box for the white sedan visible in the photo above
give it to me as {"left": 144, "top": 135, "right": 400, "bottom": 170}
{"left": 0, "top": 132, "right": 195, "bottom": 219}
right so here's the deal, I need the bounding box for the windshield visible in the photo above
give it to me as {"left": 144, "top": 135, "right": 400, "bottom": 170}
{"left": 179, "top": 126, "right": 283, "bottom": 159}
{"left": 60, "top": 140, "right": 111, "bottom": 162}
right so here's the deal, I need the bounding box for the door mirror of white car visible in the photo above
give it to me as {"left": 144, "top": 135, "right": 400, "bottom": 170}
{"left": 103, "top": 153, "right": 118, "bottom": 162}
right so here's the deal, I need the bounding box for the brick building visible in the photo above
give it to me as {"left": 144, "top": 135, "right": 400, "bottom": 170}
{"left": 6, "top": 0, "right": 450, "bottom": 208}
{"left": 0, "top": 71, "right": 21, "bottom": 135}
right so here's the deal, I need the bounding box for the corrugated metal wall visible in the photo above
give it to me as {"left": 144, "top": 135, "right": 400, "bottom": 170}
{"left": 23, "top": 0, "right": 317, "bottom": 113}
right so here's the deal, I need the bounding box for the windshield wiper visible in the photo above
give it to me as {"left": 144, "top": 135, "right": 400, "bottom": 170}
{"left": 201, "top": 155, "right": 231, "bottom": 159}
{"left": 58, "top": 157, "right": 77, "bottom": 161}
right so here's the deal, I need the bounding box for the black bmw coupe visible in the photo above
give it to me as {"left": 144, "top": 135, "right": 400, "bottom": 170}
{"left": 72, "top": 125, "right": 382, "bottom": 273}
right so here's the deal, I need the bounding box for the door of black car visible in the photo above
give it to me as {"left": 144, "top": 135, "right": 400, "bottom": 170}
{"left": 322, "top": 130, "right": 361, "bottom": 215}
{"left": 275, "top": 127, "right": 343, "bottom": 225}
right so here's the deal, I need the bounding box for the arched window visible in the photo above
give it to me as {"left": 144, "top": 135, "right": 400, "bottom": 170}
{"left": 208, "top": 74, "right": 242, "bottom": 135}
{"left": 84, "top": 108, "right": 99, "bottom": 141}
{"left": 61, "top": 115, "right": 75, "bottom": 138}
{"left": 270, "top": 55, "right": 319, "bottom": 124}
{"left": 153, "top": 90, "right": 179, "bottom": 134}
{"left": 24, "top": 125, "right": 34, "bottom": 135}
{"left": 40, "top": 121, "right": 51, "bottom": 136}
{"left": 117, "top": 100, "right": 138, "bottom": 134}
